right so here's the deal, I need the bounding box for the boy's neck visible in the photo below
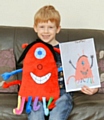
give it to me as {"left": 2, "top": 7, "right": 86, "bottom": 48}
{"left": 49, "top": 40, "right": 59, "bottom": 46}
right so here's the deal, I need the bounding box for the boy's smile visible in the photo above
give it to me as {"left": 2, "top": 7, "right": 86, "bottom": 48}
{"left": 34, "top": 20, "right": 60, "bottom": 45}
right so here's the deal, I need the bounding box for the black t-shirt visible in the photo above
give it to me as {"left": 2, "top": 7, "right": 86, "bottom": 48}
{"left": 54, "top": 44, "right": 65, "bottom": 89}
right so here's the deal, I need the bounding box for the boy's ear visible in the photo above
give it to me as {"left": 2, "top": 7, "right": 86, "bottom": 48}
{"left": 33, "top": 25, "right": 37, "bottom": 33}
{"left": 56, "top": 26, "right": 61, "bottom": 34}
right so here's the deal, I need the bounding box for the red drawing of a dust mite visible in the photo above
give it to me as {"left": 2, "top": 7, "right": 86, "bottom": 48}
{"left": 67, "top": 53, "right": 94, "bottom": 85}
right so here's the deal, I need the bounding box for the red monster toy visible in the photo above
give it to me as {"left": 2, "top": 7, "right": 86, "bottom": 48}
{"left": 1, "top": 39, "right": 61, "bottom": 115}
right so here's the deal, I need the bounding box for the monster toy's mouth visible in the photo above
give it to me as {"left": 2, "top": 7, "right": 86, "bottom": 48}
{"left": 81, "top": 69, "right": 88, "bottom": 75}
{"left": 30, "top": 72, "right": 51, "bottom": 84}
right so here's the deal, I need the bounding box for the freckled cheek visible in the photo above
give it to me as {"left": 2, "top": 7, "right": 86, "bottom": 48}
{"left": 38, "top": 30, "right": 43, "bottom": 33}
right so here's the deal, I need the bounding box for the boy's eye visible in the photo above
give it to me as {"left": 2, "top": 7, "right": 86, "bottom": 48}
{"left": 49, "top": 26, "right": 53, "bottom": 29}
{"left": 35, "top": 47, "right": 46, "bottom": 59}
{"left": 39, "top": 26, "right": 44, "bottom": 28}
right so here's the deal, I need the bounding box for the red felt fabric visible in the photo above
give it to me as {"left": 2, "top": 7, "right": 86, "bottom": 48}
{"left": 19, "top": 42, "right": 60, "bottom": 104}
{"left": 3, "top": 80, "right": 21, "bottom": 88}
{"left": 22, "top": 43, "right": 28, "bottom": 49}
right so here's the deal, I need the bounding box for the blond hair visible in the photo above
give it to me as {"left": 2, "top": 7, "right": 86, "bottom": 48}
{"left": 34, "top": 5, "right": 61, "bottom": 28}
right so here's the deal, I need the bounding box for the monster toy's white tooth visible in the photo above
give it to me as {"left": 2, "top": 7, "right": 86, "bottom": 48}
{"left": 30, "top": 72, "right": 51, "bottom": 84}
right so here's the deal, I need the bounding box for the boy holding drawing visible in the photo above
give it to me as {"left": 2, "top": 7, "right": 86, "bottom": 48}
{"left": 28, "top": 5, "right": 98, "bottom": 120}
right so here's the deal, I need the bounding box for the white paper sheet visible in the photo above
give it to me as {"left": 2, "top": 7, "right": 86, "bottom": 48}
{"left": 59, "top": 38, "right": 101, "bottom": 92}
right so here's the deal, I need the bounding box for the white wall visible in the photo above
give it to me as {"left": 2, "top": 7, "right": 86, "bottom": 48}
{"left": 0, "top": 0, "right": 104, "bottom": 30}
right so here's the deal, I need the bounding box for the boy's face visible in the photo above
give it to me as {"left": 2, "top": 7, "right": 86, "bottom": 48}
{"left": 34, "top": 20, "right": 60, "bottom": 45}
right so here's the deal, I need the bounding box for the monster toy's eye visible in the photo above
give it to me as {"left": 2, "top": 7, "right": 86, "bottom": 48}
{"left": 35, "top": 47, "right": 46, "bottom": 59}
{"left": 81, "top": 61, "right": 85, "bottom": 65}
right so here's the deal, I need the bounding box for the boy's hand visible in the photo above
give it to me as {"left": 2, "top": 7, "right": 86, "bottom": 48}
{"left": 81, "top": 86, "right": 98, "bottom": 95}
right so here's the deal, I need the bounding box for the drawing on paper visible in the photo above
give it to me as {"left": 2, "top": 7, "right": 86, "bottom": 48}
{"left": 67, "top": 52, "right": 94, "bottom": 86}
{"left": 59, "top": 38, "right": 101, "bottom": 92}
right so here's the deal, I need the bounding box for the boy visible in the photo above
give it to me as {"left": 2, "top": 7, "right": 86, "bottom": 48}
{"left": 28, "top": 5, "right": 98, "bottom": 120}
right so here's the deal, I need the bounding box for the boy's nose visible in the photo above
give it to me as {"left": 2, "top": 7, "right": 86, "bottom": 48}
{"left": 44, "top": 28, "right": 48, "bottom": 33}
